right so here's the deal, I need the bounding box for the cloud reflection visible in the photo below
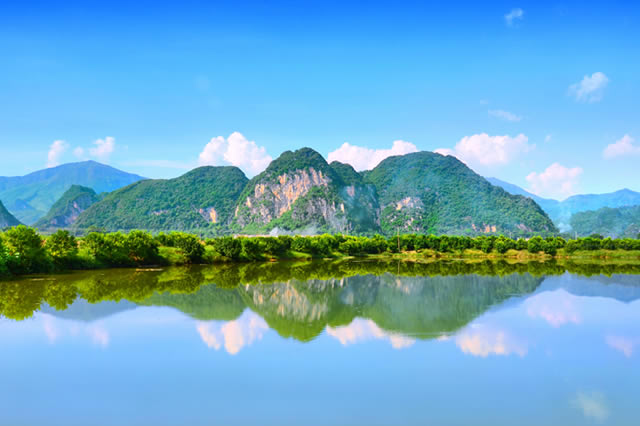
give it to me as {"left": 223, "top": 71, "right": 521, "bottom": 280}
{"left": 605, "top": 335, "right": 636, "bottom": 358}
{"left": 196, "top": 311, "right": 268, "bottom": 355}
{"left": 525, "top": 290, "right": 581, "bottom": 327}
{"left": 326, "top": 318, "right": 415, "bottom": 349}
{"left": 572, "top": 391, "right": 609, "bottom": 422}
{"left": 40, "top": 314, "right": 110, "bottom": 347}
{"left": 455, "top": 324, "right": 527, "bottom": 357}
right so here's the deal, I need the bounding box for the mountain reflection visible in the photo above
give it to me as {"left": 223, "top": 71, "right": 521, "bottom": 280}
{"left": 2, "top": 260, "right": 640, "bottom": 350}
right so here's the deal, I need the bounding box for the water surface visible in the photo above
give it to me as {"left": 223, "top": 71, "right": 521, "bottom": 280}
{"left": 1, "top": 261, "right": 639, "bottom": 425}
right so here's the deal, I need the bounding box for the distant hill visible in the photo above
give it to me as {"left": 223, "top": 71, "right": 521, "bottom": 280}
{"left": 72, "top": 166, "right": 248, "bottom": 232}
{"left": 487, "top": 177, "right": 640, "bottom": 229}
{"left": 34, "top": 185, "right": 101, "bottom": 231}
{"left": 0, "top": 200, "right": 22, "bottom": 229}
{"left": 364, "top": 152, "right": 556, "bottom": 236}
{"left": 570, "top": 205, "right": 640, "bottom": 238}
{"left": 0, "top": 161, "right": 145, "bottom": 224}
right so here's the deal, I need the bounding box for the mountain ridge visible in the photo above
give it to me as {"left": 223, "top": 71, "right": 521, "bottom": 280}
{"left": 0, "top": 161, "right": 145, "bottom": 224}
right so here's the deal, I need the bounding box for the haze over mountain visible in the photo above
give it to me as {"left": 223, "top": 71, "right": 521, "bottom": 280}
{"left": 0, "top": 161, "right": 145, "bottom": 224}
{"left": 0, "top": 200, "right": 22, "bottom": 229}
{"left": 69, "top": 147, "right": 556, "bottom": 236}
{"left": 570, "top": 205, "right": 640, "bottom": 238}
{"left": 488, "top": 177, "right": 640, "bottom": 230}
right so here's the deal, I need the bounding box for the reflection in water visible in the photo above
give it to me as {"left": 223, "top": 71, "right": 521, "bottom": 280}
{"left": 41, "top": 314, "right": 110, "bottom": 347}
{"left": 454, "top": 323, "right": 528, "bottom": 357}
{"left": 525, "top": 289, "right": 582, "bottom": 327}
{"left": 1, "top": 260, "right": 639, "bottom": 425}
{"left": 326, "top": 318, "right": 416, "bottom": 349}
{"left": 605, "top": 335, "right": 636, "bottom": 358}
{"left": 196, "top": 310, "right": 268, "bottom": 355}
{"left": 572, "top": 391, "right": 610, "bottom": 422}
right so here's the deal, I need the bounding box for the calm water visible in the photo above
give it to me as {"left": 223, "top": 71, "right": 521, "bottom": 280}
{"left": 1, "top": 260, "right": 639, "bottom": 425}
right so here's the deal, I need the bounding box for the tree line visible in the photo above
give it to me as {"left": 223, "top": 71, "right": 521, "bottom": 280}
{"left": 1, "top": 225, "right": 640, "bottom": 277}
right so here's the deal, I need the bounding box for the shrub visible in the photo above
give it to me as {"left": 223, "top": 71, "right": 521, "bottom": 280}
{"left": 46, "top": 230, "right": 78, "bottom": 268}
{"left": 2, "top": 225, "right": 51, "bottom": 274}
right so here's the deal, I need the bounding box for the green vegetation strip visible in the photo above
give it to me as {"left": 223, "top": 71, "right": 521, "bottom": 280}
{"left": 1, "top": 225, "right": 640, "bottom": 277}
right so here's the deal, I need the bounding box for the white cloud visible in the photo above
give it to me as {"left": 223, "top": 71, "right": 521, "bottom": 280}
{"left": 47, "top": 140, "right": 68, "bottom": 167}
{"left": 572, "top": 391, "right": 609, "bottom": 422}
{"left": 73, "top": 147, "right": 86, "bottom": 160}
{"left": 327, "top": 140, "right": 418, "bottom": 171}
{"left": 488, "top": 109, "right": 522, "bottom": 122}
{"left": 526, "top": 163, "right": 583, "bottom": 200}
{"left": 89, "top": 136, "right": 116, "bottom": 162}
{"left": 569, "top": 72, "right": 609, "bottom": 103}
{"left": 326, "top": 318, "right": 415, "bottom": 350}
{"left": 545, "top": 134, "right": 552, "bottom": 143}
{"left": 603, "top": 134, "right": 640, "bottom": 159}
{"left": 505, "top": 8, "right": 524, "bottom": 26}
{"left": 198, "top": 132, "right": 272, "bottom": 177}
{"left": 435, "top": 133, "right": 533, "bottom": 169}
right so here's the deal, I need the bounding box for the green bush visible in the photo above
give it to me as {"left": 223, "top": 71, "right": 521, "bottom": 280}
{"left": 2, "top": 225, "right": 52, "bottom": 274}
{"left": 46, "top": 230, "right": 79, "bottom": 268}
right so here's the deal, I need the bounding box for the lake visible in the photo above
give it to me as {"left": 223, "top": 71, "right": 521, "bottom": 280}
{"left": 1, "top": 260, "right": 639, "bottom": 425}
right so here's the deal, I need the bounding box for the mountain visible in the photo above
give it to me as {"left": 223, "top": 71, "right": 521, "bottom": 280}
{"left": 488, "top": 178, "right": 640, "bottom": 229}
{"left": 0, "top": 200, "right": 22, "bottom": 229}
{"left": 364, "top": 152, "right": 556, "bottom": 236}
{"left": 570, "top": 205, "right": 640, "bottom": 238}
{"left": 0, "top": 161, "right": 145, "bottom": 224}
{"left": 34, "top": 185, "right": 101, "bottom": 231}
{"left": 72, "top": 148, "right": 556, "bottom": 236}
{"left": 231, "top": 147, "right": 379, "bottom": 234}
{"left": 72, "top": 166, "right": 248, "bottom": 232}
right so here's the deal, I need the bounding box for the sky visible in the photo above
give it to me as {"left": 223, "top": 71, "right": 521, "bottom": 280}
{"left": 1, "top": 0, "right": 639, "bottom": 200}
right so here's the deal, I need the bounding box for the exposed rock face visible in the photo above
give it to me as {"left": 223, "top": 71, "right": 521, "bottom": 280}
{"left": 234, "top": 167, "right": 348, "bottom": 231}
{"left": 198, "top": 207, "right": 218, "bottom": 224}
{"left": 34, "top": 185, "right": 99, "bottom": 230}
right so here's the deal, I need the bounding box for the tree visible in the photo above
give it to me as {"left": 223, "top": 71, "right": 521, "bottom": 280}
{"left": 527, "top": 236, "right": 544, "bottom": 254}
{"left": 2, "top": 225, "right": 51, "bottom": 273}
{"left": 210, "top": 236, "right": 242, "bottom": 260}
{"left": 126, "top": 230, "right": 159, "bottom": 264}
{"left": 170, "top": 232, "right": 205, "bottom": 263}
{"left": 46, "top": 230, "right": 78, "bottom": 267}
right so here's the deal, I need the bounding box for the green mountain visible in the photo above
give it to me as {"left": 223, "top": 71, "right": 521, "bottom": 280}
{"left": 570, "top": 205, "right": 640, "bottom": 238}
{"left": 34, "top": 185, "right": 101, "bottom": 231}
{"left": 365, "top": 152, "right": 556, "bottom": 236}
{"left": 488, "top": 177, "right": 640, "bottom": 230}
{"left": 0, "top": 200, "right": 22, "bottom": 229}
{"left": 72, "top": 166, "right": 248, "bottom": 232}
{"left": 0, "top": 161, "right": 145, "bottom": 224}
{"left": 231, "top": 148, "right": 379, "bottom": 234}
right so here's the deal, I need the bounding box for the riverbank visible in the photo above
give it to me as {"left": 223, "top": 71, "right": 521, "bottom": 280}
{"left": 2, "top": 226, "right": 640, "bottom": 278}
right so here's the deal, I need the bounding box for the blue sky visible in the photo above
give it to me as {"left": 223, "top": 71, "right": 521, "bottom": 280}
{"left": 1, "top": 0, "right": 639, "bottom": 199}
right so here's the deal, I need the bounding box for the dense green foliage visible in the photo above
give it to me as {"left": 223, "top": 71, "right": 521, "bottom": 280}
{"left": 2, "top": 225, "right": 639, "bottom": 278}
{"left": 72, "top": 166, "right": 248, "bottom": 233}
{"left": 34, "top": 185, "right": 100, "bottom": 231}
{"left": 570, "top": 205, "right": 640, "bottom": 238}
{"left": 0, "top": 160, "right": 144, "bottom": 224}
{"left": 0, "top": 200, "right": 22, "bottom": 229}
{"left": 364, "top": 151, "right": 557, "bottom": 236}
